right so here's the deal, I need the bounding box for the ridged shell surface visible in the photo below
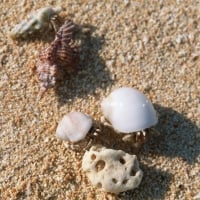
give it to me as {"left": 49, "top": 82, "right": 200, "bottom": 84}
{"left": 36, "top": 19, "right": 79, "bottom": 95}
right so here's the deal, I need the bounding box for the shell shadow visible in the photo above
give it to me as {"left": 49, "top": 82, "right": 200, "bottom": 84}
{"left": 118, "top": 164, "right": 172, "bottom": 200}
{"left": 79, "top": 103, "right": 199, "bottom": 199}
{"left": 86, "top": 123, "right": 147, "bottom": 155}
{"left": 54, "top": 24, "right": 115, "bottom": 106}
{"left": 142, "top": 104, "right": 200, "bottom": 164}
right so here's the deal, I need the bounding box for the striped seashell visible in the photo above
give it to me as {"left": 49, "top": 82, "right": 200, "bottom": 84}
{"left": 36, "top": 19, "right": 79, "bottom": 96}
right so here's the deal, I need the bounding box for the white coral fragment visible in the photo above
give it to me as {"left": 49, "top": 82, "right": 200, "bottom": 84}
{"left": 10, "top": 6, "right": 62, "bottom": 39}
{"left": 82, "top": 146, "right": 143, "bottom": 194}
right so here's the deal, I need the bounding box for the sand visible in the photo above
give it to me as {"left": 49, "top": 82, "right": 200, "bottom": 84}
{"left": 0, "top": 0, "right": 199, "bottom": 199}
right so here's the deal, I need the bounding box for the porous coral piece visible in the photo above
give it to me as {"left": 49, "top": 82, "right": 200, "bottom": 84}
{"left": 82, "top": 146, "right": 143, "bottom": 194}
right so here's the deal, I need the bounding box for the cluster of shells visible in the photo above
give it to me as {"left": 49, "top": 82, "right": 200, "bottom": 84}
{"left": 10, "top": 6, "right": 79, "bottom": 96}
{"left": 10, "top": 7, "right": 159, "bottom": 194}
{"left": 56, "top": 87, "right": 158, "bottom": 145}
{"left": 56, "top": 87, "right": 158, "bottom": 194}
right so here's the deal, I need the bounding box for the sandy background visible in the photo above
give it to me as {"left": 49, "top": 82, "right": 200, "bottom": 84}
{"left": 0, "top": 0, "right": 200, "bottom": 199}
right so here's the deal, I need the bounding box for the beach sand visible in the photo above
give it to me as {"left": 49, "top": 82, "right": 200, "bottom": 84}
{"left": 0, "top": 0, "right": 199, "bottom": 199}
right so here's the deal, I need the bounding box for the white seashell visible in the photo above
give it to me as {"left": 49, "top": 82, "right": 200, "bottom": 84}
{"left": 10, "top": 6, "right": 62, "bottom": 39}
{"left": 56, "top": 112, "right": 93, "bottom": 143}
{"left": 101, "top": 87, "right": 158, "bottom": 133}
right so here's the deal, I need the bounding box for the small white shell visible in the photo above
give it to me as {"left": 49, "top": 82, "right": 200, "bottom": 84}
{"left": 56, "top": 112, "right": 93, "bottom": 143}
{"left": 101, "top": 87, "right": 158, "bottom": 133}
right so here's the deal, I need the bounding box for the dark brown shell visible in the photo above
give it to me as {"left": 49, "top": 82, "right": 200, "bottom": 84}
{"left": 36, "top": 19, "right": 79, "bottom": 96}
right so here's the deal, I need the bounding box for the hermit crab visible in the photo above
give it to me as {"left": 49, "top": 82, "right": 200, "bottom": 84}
{"left": 101, "top": 87, "right": 158, "bottom": 145}
{"left": 36, "top": 19, "right": 79, "bottom": 96}
{"left": 56, "top": 111, "right": 93, "bottom": 143}
{"left": 9, "top": 6, "right": 62, "bottom": 39}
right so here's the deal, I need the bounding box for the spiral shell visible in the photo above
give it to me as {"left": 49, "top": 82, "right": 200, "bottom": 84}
{"left": 36, "top": 19, "right": 79, "bottom": 96}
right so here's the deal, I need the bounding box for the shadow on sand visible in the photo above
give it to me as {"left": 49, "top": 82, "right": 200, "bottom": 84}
{"left": 118, "top": 104, "right": 199, "bottom": 199}
{"left": 143, "top": 104, "right": 200, "bottom": 164}
{"left": 54, "top": 24, "right": 114, "bottom": 106}
{"left": 118, "top": 164, "right": 172, "bottom": 200}
{"left": 10, "top": 19, "right": 114, "bottom": 103}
